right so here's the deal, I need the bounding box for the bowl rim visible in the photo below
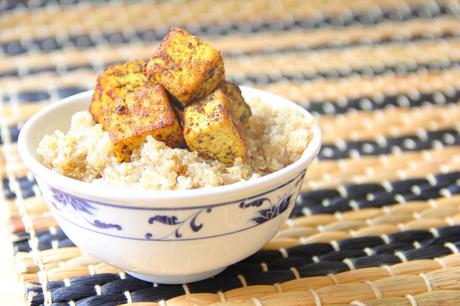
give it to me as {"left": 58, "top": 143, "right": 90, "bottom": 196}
{"left": 18, "top": 86, "right": 322, "bottom": 204}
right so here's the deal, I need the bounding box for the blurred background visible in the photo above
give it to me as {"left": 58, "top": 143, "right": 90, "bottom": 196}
{"left": 1, "top": 0, "right": 460, "bottom": 305}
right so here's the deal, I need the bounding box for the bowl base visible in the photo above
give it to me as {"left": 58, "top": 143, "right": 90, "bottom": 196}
{"left": 127, "top": 266, "right": 226, "bottom": 284}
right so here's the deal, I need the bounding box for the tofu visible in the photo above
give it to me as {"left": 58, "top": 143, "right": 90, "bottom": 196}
{"left": 90, "top": 59, "right": 147, "bottom": 125}
{"left": 144, "top": 27, "right": 225, "bottom": 107}
{"left": 220, "top": 82, "right": 252, "bottom": 124}
{"left": 183, "top": 89, "right": 248, "bottom": 165}
{"left": 105, "top": 84, "right": 184, "bottom": 162}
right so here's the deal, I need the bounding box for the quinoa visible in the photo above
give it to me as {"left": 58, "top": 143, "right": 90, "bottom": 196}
{"left": 37, "top": 98, "right": 314, "bottom": 190}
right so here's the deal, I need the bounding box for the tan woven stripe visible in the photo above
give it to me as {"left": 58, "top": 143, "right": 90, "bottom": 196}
{"left": 215, "top": 17, "right": 460, "bottom": 55}
{"left": 225, "top": 40, "right": 460, "bottom": 77}
{"left": 307, "top": 146, "right": 460, "bottom": 182}
{"left": 16, "top": 245, "right": 460, "bottom": 296}
{"left": 306, "top": 155, "right": 460, "bottom": 190}
{"left": 319, "top": 103, "right": 460, "bottom": 142}
{"left": 1, "top": 71, "right": 96, "bottom": 92}
{"left": 0, "top": 0, "right": 438, "bottom": 42}
{"left": 3, "top": 16, "right": 460, "bottom": 72}
{"left": 267, "top": 215, "right": 459, "bottom": 249}
{"left": 256, "top": 68, "right": 460, "bottom": 103}
{"left": 281, "top": 200, "right": 460, "bottom": 240}
{"left": 121, "top": 290, "right": 460, "bottom": 305}
{"left": 4, "top": 37, "right": 460, "bottom": 86}
{"left": 1, "top": 102, "right": 52, "bottom": 126}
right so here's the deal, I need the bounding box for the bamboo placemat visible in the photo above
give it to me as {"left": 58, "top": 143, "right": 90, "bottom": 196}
{"left": 2, "top": 0, "right": 460, "bottom": 305}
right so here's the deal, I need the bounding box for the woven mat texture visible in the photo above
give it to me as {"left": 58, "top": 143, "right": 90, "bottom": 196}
{"left": 2, "top": 0, "right": 460, "bottom": 305}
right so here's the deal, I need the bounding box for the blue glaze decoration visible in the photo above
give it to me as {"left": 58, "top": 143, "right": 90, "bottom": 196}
{"left": 47, "top": 169, "right": 306, "bottom": 241}
{"left": 145, "top": 208, "right": 212, "bottom": 240}
{"left": 51, "top": 187, "right": 122, "bottom": 231}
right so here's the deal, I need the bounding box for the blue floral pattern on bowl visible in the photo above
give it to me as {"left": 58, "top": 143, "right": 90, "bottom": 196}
{"left": 144, "top": 208, "right": 212, "bottom": 240}
{"left": 51, "top": 187, "right": 123, "bottom": 231}
{"left": 45, "top": 170, "right": 306, "bottom": 241}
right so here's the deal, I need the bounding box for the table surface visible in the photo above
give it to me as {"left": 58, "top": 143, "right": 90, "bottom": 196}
{"left": 2, "top": 1, "right": 460, "bottom": 305}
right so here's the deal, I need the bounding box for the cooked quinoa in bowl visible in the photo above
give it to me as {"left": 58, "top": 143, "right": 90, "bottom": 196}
{"left": 37, "top": 97, "right": 314, "bottom": 190}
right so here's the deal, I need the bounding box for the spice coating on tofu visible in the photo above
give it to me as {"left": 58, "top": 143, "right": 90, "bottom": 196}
{"left": 144, "top": 27, "right": 225, "bottom": 106}
{"left": 183, "top": 89, "right": 248, "bottom": 165}
{"left": 89, "top": 60, "right": 184, "bottom": 162}
{"left": 220, "top": 81, "right": 252, "bottom": 124}
{"left": 89, "top": 28, "right": 252, "bottom": 165}
{"left": 105, "top": 84, "right": 184, "bottom": 162}
{"left": 90, "top": 59, "right": 147, "bottom": 125}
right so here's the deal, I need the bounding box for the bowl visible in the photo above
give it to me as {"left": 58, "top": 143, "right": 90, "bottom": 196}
{"left": 18, "top": 86, "right": 321, "bottom": 284}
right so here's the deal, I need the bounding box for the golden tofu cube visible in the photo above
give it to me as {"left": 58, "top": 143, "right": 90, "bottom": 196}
{"left": 105, "top": 84, "right": 185, "bottom": 162}
{"left": 183, "top": 89, "right": 248, "bottom": 165}
{"left": 220, "top": 82, "right": 252, "bottom": 124}
{"left": 144, "top": 27, "right": 225, "bottom": 107}
{"left": 90, "top": 59, "right": 146, "bottom": 125}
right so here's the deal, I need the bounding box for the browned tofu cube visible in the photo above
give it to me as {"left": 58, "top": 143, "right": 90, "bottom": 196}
{"left": 220, "top": 82, "right": 252, "bottom": 124}
{"left": 90, "top": 60, "right": 184, "bottom": 162}
{"left": 144, "top": 27, "right": 225, "bottom": 107}
{"left": 90, "top": 59, "right": 146, "bottom": 125}
{"left": 105, "top": 84, "right": 185, "bottom": 162}
{"left": 183, "top": 89, "right": 248, "bottom": 165}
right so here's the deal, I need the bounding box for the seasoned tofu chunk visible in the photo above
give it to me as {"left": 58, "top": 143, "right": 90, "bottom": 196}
{"left": 220, "top": 82, "right": 252, "bottom": 124}
{"left": 183, "top": 89, "right": 248, "bottom": 165}
{"left": 90, "top": 60, "right": 184, "bottom": 162}
{"left": 90, "top": 59, "right": 146, "bottom": 125}
{"left": 105, "top": 84, "right": 184, "bottom": 162}
{"left": 144, "top": 27, "right": 225, "bottom": 107}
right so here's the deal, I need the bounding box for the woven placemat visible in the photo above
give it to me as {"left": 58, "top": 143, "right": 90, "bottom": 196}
{"left": 2, "top": 0, "right": 460, "bottom": 305}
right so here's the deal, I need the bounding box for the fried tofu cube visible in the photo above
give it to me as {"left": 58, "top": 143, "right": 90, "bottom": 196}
{"left": 144, "top": 27, "right": 225, "bottom": 107}
{"left": 183, "top": 89, "right": 248, "bottom": 165}
{"left": 90, "top": 59, "right": 147, "bottom": 125}
{"left": 105, "top": 84, "right": 185, "bottom": 162}
{"left": 90, "top": 60, "right": 184, "bottom": 162}
{"left": 220, "top": 82, "right": 252, "bottom": 124}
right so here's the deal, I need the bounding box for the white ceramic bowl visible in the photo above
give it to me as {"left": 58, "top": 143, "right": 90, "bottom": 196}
{"left": 18, "top": 87, "right": 321, "bottom": 284}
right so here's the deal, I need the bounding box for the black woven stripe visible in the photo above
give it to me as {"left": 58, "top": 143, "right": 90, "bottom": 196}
{"left": 3, "top": 63, "right": 460, "bottom": 112}
{"left": 0, "top": 125, "right": 20, "bottom": 146}
{"left": 319, "top": 129, "right": 460, "bottom": 160}
{"left": 2, "top": 87, "right": 459, "bottom": 127}
{"left": 226, "top": 33, "right": 460, "bottom": 58}
{"left": 292, "top": 171, "right": 460, "bottom": 216}
{"left": 0, "top": 0, "right": 112, "bottom": 14}
{"left": 232, "top": 60, "right": 460, "bottom": 85}
{"left": 26, "top": 225, "right": 460, "bottom": 305}
{"left": 1, "top": 86, "right": 89, "bottom": 105}
{"left": 2, "top": 4, "right": 458, "bottom": 56}
{"left": 13, "top": 237, "right": 74, "bottom": 253}
{"left": 307, "top": 87, "right": 460, "bottom": 115}
{"left": 12, "top": 227, "right": 70, "bottom": 253}
{"left": 2, "top": 175, "right": 36, "bottom": 200}
{"left": 2, "top": 33, "right": 459, "bottom": 79}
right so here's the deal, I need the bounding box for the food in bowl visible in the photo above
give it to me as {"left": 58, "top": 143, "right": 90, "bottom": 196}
{"left": 38, "top": 97, "right": 313, "bottom": 190}
{"left": 20, "top": 86, "right": 321, "bottom": 284}
{"left": 36, "top": 28, "right": 314, "bottom": 190}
